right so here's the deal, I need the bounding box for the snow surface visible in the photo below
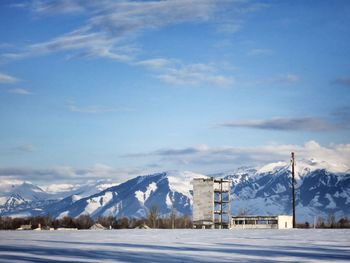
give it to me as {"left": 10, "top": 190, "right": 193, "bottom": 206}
{"left": 0, "top": 180, "right": 23, "bottom": 193}
{"left": 258, "top": 161, "right": 288, "bottom": 174}
{"left": 325, "top": 193, "right": 337, "bottom": 209}
{"left": 135, "top": 182, "right": 157, "bottom": 204}
{"left": 0, "top": 229, "right": 349, "bottom": 262}
{"left": 167, "top": 170, "right": 207, "bottom": 199}
{"left": 84, "top": 192, "right": 114, "bottom": 216}
{"left": 256, "top": 158, "right": 348, "bottom": 181}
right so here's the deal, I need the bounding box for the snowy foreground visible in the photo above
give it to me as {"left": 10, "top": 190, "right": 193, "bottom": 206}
{"left": 0, "top": 229, "right": 349, "bottom": 262}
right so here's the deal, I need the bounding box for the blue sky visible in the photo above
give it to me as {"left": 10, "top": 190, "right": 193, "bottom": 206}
{"left": 0, "top": 0, "right": 349, "bottom": 184}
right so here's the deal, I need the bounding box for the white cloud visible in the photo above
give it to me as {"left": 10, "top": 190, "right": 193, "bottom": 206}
{"left": 246, "top": 72, "right": 300, "bottom": 87}
{"left": 28, "top": 0, "right": 85, "bottom": 15}
{"left": 276, "top": 73, "right": 299, "bottom": 83}
{"left": 125, "top": 141, "right": 350, "bottom": 173}
{"left": 216, "top": 23, "right": 242, "bottom": 34}
{"left": 135, "top": 58, "right": 174, "bottom": 69}
{"left": 0, "top": 72, "right": 18, "bottom": 83}
{"left": 5, "top": 0, "right": 221, "bottom": 61}
{"left": 14, "top": 144, "right": 36, "bottom": 153}
{"left": 0, "top": 163, "right": 144, "bottom": 184}
{"left": 2, "top": 141, "right": 349, "bottom": 184}
{"left": 8, "top": 88, "right": 31, "bottom": 95}
{"left": 157, "top": 63, "right": 234, "bottom": 87}
{"left": 12, "top": 31, "right": 134, "bottom": 62}
{"left": 135, "top": 58, "right": 233, "bottom": 87}
{"left": 2, "top": 1, "right": 264, "bottom": 87}
{"left": 220, "top": 117, "right": 339, "bottom": 131}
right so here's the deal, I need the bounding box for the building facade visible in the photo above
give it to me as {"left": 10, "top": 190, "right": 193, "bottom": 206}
{"left": 192, "top": 178, "right": 231, "bottom": 229}
{"left": 231, "top": 215, "right": 293, "bottom": 229}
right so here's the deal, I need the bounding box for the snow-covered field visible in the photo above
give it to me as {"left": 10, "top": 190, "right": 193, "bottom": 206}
{"left": 0, "top": 229, "right": 349, "bottom": 262}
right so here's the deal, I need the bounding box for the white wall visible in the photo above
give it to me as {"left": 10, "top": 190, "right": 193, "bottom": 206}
{"left": 230, "top": 215, "right": 293, "bottom": 230}
{"left": 192, "top": 180, "right": 214, "bottom": 223}
{"left": 277, "top": 215, "right": 293, "bottom": 229}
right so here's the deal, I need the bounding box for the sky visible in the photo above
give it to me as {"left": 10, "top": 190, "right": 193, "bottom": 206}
{"left": 0, "top": 0, "right": 349, "bottom": 185}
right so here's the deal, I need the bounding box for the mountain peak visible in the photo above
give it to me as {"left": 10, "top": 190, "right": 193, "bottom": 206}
{"left": 166, "top": 170, "right": 207, "bottom": 199}
{"left": 1, "top": 163, "right": 349, "bottom": 222}
{"left": 257, "top": 161, "right": 288, "bottom": 174}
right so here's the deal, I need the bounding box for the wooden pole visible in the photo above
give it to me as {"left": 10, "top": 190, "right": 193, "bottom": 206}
{"left": 291, "top": 152, "right": 296, "bottom": 228}
{"left": 220, "top": 179, "right": 223, "bottom": 229}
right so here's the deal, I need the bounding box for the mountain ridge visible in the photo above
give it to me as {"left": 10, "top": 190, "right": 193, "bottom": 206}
{"left": 1, "top": 160, "right": 349, "bottom": 223}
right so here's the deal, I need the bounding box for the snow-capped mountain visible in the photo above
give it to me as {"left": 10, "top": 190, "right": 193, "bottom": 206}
{"left": 44, "top": 180, "right": 118, "bottom": 200}
{"left": 0, "top": 181, "right": 50, "bottom": 204}
{"left": 0, "top": 161, "right": 349, "bottom": 222}
{"left": 48, "top": 171, "right": 206, "bottom": 219}
{"left": 0, "top": 181, "right": 54, "bottom": 217}
{"left": 0, "top": 180, "right": 117, "bottom": 217}
{"left": 228, "top": 160, "right": 350, "bottom": 222}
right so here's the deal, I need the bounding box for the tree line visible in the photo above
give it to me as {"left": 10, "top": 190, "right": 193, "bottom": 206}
{"left": 297, "top": 215, "right": 350, "bottom": 229}
{"left": 0, "top": 206, "right": 192, "bottom": 230}
{"left": 1, "top": 206, "right": 348, "bottom": 230}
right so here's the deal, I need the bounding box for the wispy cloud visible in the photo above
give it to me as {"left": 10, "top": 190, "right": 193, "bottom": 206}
{"left": 0, "top": 72, "right": 19, "bottom": 83}
{"left": 215, "top": 2, "right": 267, "bottom": 34}
{"left": 2, "top": 1, "right": 263, "bottom": 87}
{"left": 24, "top": 0, "right": 86, "bottom": 15}
{"left": 0, "top": 163, "right": 143, "bottom": 183}
{"left": 0, "top": 144, "right": 36, "bottom": 155}
{"left": 3, "top": 141, "right": 350, "bottom": 184}
{"left": 7, "top": 88, "right": 31, "bottom": 95}
{"left": 67, "top": 101, "right": 131, "bottom": 114}
{"left": 125, "top": 144, "right": 209, "bottom": 158}
{"left": 28, "top": 31, "right": 134, "bottom": 62}
{"left": 14, "top": 144, "right": 36, "bottom": 153}
{"left": 216, "top": 23, "right": 242, "bottom": 34}
{"left": 220, "top": 117, "right": 338, "bottom": 132}
{"left": 247, "top": 73, "right": 300, "bottom": 87}
{"left": 135, "top": 58, "right": 174, "bottom": 69}
{"left": 5, "top": 1, "right": 220, "bottom": 61}
{"left": 124, "top": 141, "right": 350, "bottom": 173}
{"left": 332, "top": 106, "right": 350, "bottom": 120}
{"left": 135, "top": 58, "right": 234, "bottom": 87}
{"left": 332, "top": 76, "right": 350, "bottom": 87}
{"left": 156, "top": 63, "right": 234, "bottom": 87}
{"left": 274, "top": 73, "right": 299, "bottom": 83}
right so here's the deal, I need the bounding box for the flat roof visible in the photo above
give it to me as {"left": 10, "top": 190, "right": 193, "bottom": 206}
{"left": 192, "top": 177, "right": 231, "bottom": 183}
{"left": 232, "top": 215, "right": 291, "bottom": 220}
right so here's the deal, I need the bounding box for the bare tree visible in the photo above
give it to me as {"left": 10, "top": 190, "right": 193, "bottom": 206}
{"left": 148, "top": 205, "right": 159, "bottom": 228}
{"left": 117, "top": 217, "right": 130, "bottom": 229}
{"left": 75, "top": 214, "right": 94, "bottom": 229}
{"left": 97, "top": 216, "right": 116, "bottom": 229}
{"left": 338, "top": 217, "right": 349, "bottom": 228}
{"left": 61, "top": 216, "right": 76, "bottom": 228}
{"left": 316, "top": 216, "right": 325, "bottom": 228}
{"left": 237, "top": 208, "right": 250, "bottom": 216}
{"left": 170, "top": 207, "right": 177, "bottom": 229}
{"left": 327, "top": 213, "right": 336, "bottom": 228}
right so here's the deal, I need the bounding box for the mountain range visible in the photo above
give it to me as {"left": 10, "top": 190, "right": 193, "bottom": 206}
{"left": 1, "top": 160, "right": 349, "bottom": 223}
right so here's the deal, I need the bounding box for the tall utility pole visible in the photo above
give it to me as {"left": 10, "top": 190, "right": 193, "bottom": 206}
{"left": 220, "top": 179, "right": 223, "bottom": 228}
{"left": 291, "top": 152, "right": 296, "bottom": 228}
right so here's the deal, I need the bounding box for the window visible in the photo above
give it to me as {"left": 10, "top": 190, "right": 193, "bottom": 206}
{"left": 285, "top": 222, "right": 287, "bottom": 228}
{"left": 235, "top": 220, "right": 243, "bottom": 225}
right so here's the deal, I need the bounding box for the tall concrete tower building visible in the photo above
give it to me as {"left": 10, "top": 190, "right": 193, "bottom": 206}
{"left": 192, "top": 178, "right": 231, "bottom": 229}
